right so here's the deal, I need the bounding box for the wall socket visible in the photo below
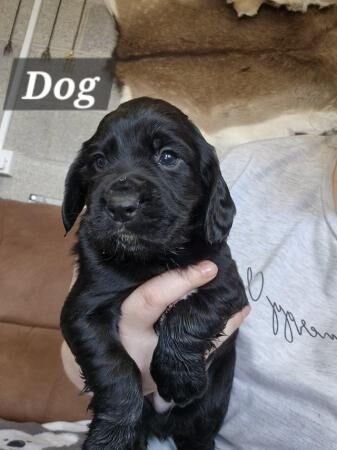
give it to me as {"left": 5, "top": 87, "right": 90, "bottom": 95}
{"left": 0, "top": 150, "right": 14, "bottom": 176}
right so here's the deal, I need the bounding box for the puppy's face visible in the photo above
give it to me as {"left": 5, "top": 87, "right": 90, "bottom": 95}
{"left": 62, "top": 98, "right": 235, "bottom": 259}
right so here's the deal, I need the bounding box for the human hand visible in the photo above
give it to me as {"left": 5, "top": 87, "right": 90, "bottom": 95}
{"left": 119, "top": 261, "right": 251, "bottom": 403}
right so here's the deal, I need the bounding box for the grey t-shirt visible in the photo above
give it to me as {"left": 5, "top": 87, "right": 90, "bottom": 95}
{"left": 149, "top": 135, "right": 337, "bottom": 450}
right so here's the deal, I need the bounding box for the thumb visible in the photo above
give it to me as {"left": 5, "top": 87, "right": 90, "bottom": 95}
{"left": 121, "top": 261, "right": 218, "bottom": 332}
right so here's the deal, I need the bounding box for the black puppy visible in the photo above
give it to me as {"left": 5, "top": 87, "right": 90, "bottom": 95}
{"left": 60, "top": 97, "right": 248, "bottom": 450}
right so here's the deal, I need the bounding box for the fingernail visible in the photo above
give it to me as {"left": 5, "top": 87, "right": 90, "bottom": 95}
{"left": 197, "top": 261, "right": 218, "bottom": 277}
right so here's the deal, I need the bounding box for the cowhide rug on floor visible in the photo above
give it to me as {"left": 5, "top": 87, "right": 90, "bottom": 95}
{"left": 0, "top": 420, "right": 87, "bottom": 450}
{"left": 107, "top": 1, "right": 337, "bottom": 150}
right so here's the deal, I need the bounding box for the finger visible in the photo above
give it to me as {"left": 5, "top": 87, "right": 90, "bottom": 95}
{"left": 121, "top": 261, "right": 218, "bottom": 332}
{"left": 211, "top": 305, "right": 251, "bottom": 351}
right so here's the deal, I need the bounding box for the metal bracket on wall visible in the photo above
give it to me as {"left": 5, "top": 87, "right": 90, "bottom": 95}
{"left": 29, "top": 193, "right": 62, "bottom": 206}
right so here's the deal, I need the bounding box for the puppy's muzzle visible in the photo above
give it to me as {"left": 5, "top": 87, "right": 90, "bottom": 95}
{"left": 104, "top": 174, "right": 144, "bottom": 223}
{"left": 107, "top": 194, "right": 140, "bottom": 222}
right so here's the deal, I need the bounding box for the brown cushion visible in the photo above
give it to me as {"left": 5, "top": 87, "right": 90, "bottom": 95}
{"left": 0, "top": 322, "right": 89, "bottom": 422}
{"left": 0, "top": 199, "right": 74, "bottom": 329}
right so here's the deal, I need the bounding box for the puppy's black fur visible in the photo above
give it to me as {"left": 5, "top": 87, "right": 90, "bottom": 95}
{"left": 60, "top": 97, "right": 248, "bottom": 450}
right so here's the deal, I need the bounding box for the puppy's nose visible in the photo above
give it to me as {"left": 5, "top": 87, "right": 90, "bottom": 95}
{"left": 107, "top": 194, "right": 139, "bottom": 222}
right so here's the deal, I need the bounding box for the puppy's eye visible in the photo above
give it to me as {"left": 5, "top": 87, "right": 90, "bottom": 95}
{"left": 158, "top": 150, "right": 178, "bottom": 167}
{"left": 94, "top": 154, "right": 106, "bottom": 170}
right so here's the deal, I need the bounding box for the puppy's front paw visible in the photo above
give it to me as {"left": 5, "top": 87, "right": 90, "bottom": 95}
{"left": 150, "top": 350, "right": 207, "bottom": 407}
{"left": 83, "top": 417, "right": 136, "bottom": 450}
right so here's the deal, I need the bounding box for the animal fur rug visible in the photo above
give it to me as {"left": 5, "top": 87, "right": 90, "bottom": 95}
{"left": 107, "top": 1, "right": 337, "bottom": 150}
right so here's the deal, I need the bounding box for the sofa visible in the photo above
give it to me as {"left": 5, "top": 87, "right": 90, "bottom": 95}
{"left": 0, "top": 199, "right": 89, "bottom": 423}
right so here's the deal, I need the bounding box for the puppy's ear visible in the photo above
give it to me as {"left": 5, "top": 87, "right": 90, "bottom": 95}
{"left": 194, "top": 127, "right": 236, "bottom": 244}
{"left": 205, "top": 165, "right": 236, "bottom": 244}
{"left": 62, "top": 155, "right": 87, "bottom": 233}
